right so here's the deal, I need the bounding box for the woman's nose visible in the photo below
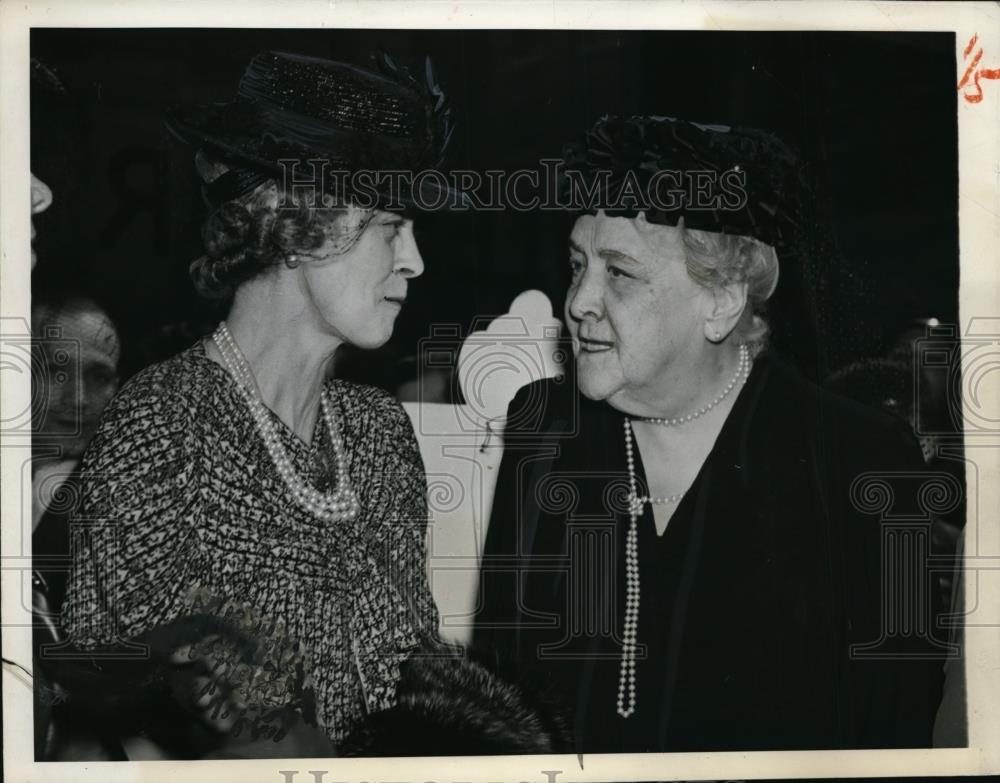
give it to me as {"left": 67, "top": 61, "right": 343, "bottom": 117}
{"left": 394, "top": 222, "right": 425, "bottom": 279}
{"left": 31, "top": 174, "right": 53, "bottom": 215}
{"left": 567, "top": 269, "right": 604, "bottom": 322}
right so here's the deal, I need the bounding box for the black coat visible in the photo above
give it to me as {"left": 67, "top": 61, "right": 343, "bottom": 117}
{"left": 473, "top": 352, "right": 946, "bottom": 753}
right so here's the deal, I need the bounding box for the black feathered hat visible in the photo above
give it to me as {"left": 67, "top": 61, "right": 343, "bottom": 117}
{"left": 560, "top": 114, "right": 812, "bottom": 251}
{"left": 166, "top": 50, "right": 465, "bottom": 211}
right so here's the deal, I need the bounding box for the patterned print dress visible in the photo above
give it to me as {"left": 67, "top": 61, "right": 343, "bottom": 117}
{"left": 61, "top": 342, "right": 439, "bottom": 743}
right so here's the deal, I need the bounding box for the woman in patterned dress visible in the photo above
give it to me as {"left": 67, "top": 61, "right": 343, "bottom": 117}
{"left": 59, "top": 51, "right": 459, "bottom": 756}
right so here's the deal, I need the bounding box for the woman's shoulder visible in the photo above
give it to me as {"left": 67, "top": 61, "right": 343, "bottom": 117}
{"left": 78, "top": 344, "right": 225, "bottom": 482}
{"left": 753, "top": 351, "right": 922, "bottom": 465}
{"left": 329, "top": 379, "right": 412, "bottom": 431}
{"left": 328, "top": 380, "right": 422, "bottom": 477}
{"left": 330, "top": 378, "right": 403, "bottom": 411}
{"left": 503, "top": 375, "right": 584, "bottom": 438}
{"left": 123, "top": 342, "right": 216, "bottom": 393}
{"left": 93, "top": 343, "right": 220, "bottom": 441}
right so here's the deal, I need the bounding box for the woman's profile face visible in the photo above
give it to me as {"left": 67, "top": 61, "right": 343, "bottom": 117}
{"left": 299, "top": 208, "right": 425, "bottom": 350}
{"left": 565, "top": 211, "right": 711, "bottom": 409}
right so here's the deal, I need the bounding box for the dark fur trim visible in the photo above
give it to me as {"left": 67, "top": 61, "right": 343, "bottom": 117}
{"left": 340, "top": 643, "right": 571, "bottom": 756}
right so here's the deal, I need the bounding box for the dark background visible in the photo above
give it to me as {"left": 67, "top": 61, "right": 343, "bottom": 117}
{"left": 30, "top": 29, "right": 959, "bottom": 388}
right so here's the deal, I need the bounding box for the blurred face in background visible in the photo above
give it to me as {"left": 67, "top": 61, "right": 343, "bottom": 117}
{"left": 31, "top": 173, "right": 53, "bottom": 269}
{"left": 32, "top": 299, "right": 121, "bottom": 462}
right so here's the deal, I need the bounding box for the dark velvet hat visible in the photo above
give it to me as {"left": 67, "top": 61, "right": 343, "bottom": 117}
{"left": 560, "top": 114, "right": 812, "bottom": 250}
{"left": 166, "top": 50, "right": 463, "bottom": 210}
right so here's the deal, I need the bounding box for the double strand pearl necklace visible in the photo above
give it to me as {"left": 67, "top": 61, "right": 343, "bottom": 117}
{"left": 616, "top": 345, "right": 753, "bottom": 719}
{"left": 212, "top": 321, "right": 360, "bottom": 523}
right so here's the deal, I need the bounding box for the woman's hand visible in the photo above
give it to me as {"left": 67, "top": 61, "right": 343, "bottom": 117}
{"left": 167, "top": 635, "right": 244, "bottom": 734}
{"left": 169, "top": 635, "right": 336, "bottom": 758}
{"left": 132, "top": 607, "right": 321, "bottom": 756}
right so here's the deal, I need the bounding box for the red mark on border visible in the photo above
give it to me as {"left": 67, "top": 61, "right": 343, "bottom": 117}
{"left": 959, "top": 33, "right": 1000, "bottom": 104}
{"left": 964, "top": 33, "right": 979, "bottom": 59}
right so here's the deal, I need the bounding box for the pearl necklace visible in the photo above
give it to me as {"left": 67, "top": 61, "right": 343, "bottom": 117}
{"left": 212, "top": 322, "right": 360, "bottom": 523}
{"left": 639, "top": 343, "right": 751, "bottom": 426}
{"left": 618, "top": 417, "right": 642, "bottom": 719}
{"left": 617, "top": 346, "right": 753, "bottom": 719}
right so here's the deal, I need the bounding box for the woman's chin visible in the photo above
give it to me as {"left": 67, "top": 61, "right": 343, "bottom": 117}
{"left": 347, "top": 320, "right": 396, "bottom": 351}
{"left": 353, "top": 334, "right": 392, "bottom": 351}
{"left": 575, "top": 363, "right": 621, "bottom": 402}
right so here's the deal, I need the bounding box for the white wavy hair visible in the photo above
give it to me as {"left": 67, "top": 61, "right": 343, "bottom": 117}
{"left": 679, "top": 218, "right": 780, "bottom": 354}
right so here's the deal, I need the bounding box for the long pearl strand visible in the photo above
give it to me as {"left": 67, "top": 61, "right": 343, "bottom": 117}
{"left": 639, "top": 343, "right": 751, "bottom": 426}
{"left": 212, "top": 322, "right": 360, "bottom": 523}
{"left": 618, "top": 418, "right": 642, "bottom": 718}
{"left": 617, "top": 345, "right": 753, "bottom": 719}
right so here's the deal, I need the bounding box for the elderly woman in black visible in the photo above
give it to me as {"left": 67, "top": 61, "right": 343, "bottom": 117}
{"left": 474, "top": 115, "right": 945, "bottom": 753}
{"left": 59, "top": 51, "right": 456, "bottom": 756}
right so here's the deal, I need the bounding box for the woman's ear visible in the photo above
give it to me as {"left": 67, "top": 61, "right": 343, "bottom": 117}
{"left": 703, "top": 280, "right": 748, "bottom": 343}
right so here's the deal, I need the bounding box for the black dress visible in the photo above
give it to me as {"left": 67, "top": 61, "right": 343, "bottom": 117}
{"left": 473, "top": 351, "right": 946, "bottom": 753}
